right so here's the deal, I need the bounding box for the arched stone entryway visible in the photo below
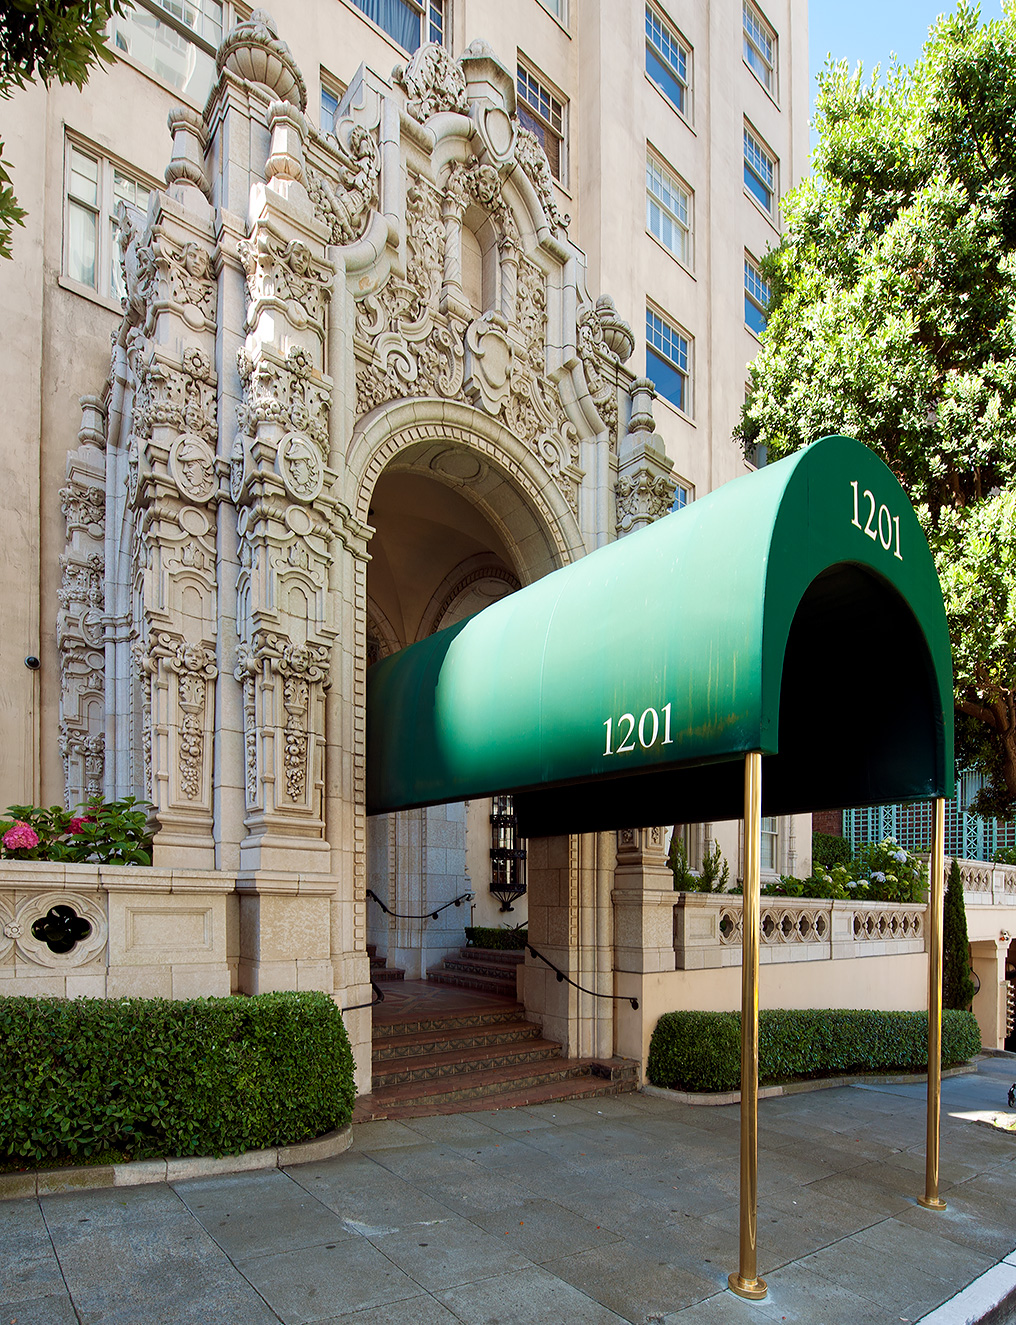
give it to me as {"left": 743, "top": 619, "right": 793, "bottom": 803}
{"left": 350, "top": 402, "right": 584, "bottom": 988}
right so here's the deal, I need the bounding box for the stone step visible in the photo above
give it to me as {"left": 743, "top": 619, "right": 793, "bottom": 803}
{"left": 354, "top": 1057, "right": 639, "bottom": 1122}
{"left": 427, "top": 969, "right": 517, "bottom": 997}
{"left": 372, "top": 1003, "right": 527, "bottom": 1039}
{"left": 372, "top": 966, "right": 406, "bottom": 982}
{"left": 458, "top": 946, "right": 526, "bottom": 967}
{"left": 373, "top": 1018, "right": 542, "bottom": 1063}
{"left": 372, "top": 1037, "right": 563, "bottom": 1088}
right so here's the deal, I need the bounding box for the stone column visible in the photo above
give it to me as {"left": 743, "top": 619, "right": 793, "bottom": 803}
{"left": 615, "top": 379, "right": 677, "bottom": 537}
{"left": 970, "top": 937, "right": 1011, "bottom": 1050}
{"left": 612, "top": 827, "right": 678, "bottom": 974}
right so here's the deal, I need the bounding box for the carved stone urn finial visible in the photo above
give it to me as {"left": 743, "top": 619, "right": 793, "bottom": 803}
{"left": 594, "top": 295, "right": 634, "bottom": 363}
{"left": 217, "top": 9, "right": 307, "bottom": 111}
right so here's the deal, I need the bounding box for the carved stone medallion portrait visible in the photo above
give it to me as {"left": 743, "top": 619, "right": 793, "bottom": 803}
{"left": 170, "top": 433, "right": 217, "bottom": 503}
{"left": 278, "top": 432, "right": 323, "bottom": 503}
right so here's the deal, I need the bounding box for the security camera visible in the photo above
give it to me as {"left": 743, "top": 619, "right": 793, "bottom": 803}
{"left": 24, "top": 656, "right": 41, "bottom": 671}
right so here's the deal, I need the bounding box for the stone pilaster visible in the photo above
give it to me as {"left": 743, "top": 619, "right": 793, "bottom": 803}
{"left": 612, "top": 826, "right": 678, "bottom": 973}
{"left": 615, "top": 378, "right": 676, "bottom": 536}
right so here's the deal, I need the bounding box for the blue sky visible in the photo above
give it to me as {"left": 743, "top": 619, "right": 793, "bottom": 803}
{"left": 810, "top": 1, "right": 1006, "bottom": 113}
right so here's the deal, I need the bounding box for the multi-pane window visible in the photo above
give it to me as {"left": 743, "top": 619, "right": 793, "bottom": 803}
{"left": 65, "top": 141, "right": 152, "bottom": 302}
{"left": 517, "top": 64, "right": 565, "bottom": 181}
{"left": 671, "top": 481, "right": 691, "bottom": 513}
{"left": 645, "top": 4, "right": 690, "bottom": 118}
{"left": 743, "top": 1, "right": 776, "bottom": 94}
{"left": 744, "top": 255, "right": 770, "bottom": 334}
{"left": 111, "top": 0, "right": 222, "bottom": 105}
{"left": 647, "top": 307, "right": 691, "bottom": 415}
{"left": 760, "top": 816, "right": 779, "bottom": 871}
{"left": 539, "top": 0, "right": 564, "bottom": 19}
{"left": 350, "top": 0, "right": 445, "bottom": 53}
{"left": 744, "top": 126, "right": 777, "bottom": 216}
{"left": 646, "top": 154, "right": 692, "bottom": 266}
{"left": 321, "top": 85, "right": 340, "bottom": 135}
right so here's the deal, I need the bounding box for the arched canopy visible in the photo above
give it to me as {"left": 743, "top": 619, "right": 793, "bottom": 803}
{"left": 367, "top": 436, "right": 954, "bottom": 835}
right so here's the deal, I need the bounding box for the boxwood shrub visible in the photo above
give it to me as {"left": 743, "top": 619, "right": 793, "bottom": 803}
{"left": 0, "top": 990, "right": 356, "bottom": 1168}
{"left": 646, "top": 1008, "right": 982, "bottom": 1093}
{"left": 464, "top": 926, "right": 528, "bottom": 950}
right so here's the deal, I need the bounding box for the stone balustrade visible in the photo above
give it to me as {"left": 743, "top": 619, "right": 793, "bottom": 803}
{"left": 957, "top": 858, "right": 1016, "bottom": 907}
{"left": 673, "top": 892, "right": 926, "bottom": 970}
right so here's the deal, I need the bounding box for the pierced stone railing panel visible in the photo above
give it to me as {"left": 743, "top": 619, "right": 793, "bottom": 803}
{"left": 674, "top": 893, "right": 926, "bottom": 970}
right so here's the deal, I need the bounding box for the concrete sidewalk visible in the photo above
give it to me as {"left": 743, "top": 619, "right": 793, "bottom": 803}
{"left": 2, "top": 1058, "right": 1014, "bottom": 1325}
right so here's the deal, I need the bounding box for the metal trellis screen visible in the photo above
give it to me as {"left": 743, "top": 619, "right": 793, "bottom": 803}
{"left": 843, "top": 770, "right": 1016, "bottom": 862}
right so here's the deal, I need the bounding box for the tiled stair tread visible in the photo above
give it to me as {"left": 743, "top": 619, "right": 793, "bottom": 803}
{"left": 361, "top": 1057, "right": 622, "bottom": 1108}
{"left": 372, "top": 1039, "right": 563, "bottom": 1084}
{"left": 373, "top": 1005, "right": 526, "bottom": 1037}
{"left": 372, "top": 968, "right": 406, "bottom": 981}
{"left": 373, "top": 1019, "right": 542, "bottom": 1060}
{"left": 354, "top": 1062, "right": 639, "bottom": 1121}
{"left": 427, "top": 971, "right": 517, "bottom": 993}
{"left": 439, "top": 957, "right": 521, "bottom": 976}
{"left": 457, "top": 947, "right": 526, "bottom": 965}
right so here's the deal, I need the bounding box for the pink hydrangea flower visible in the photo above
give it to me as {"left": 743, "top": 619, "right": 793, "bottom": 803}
{"left": 67, "top": 817, "right": 86, "bottom": 834}
{"left": 3, "top": 821, "right": 39, "bottom": 851}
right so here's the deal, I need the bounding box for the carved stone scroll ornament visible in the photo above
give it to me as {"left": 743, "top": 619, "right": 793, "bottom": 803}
{"left": 306, "top": 124, "right": 380, "bottom": 247}
{"left": 134, "top": 347, "right": 217, "bottom": 445}
{"left": 238, "top": 229, "right": 334, "bottom": 332}
{"left": 576, "top": 296, "right": 634, "bottom": 446}
{"left": 237, "top": 344, "right": 330, "bottom": 453}
{"left": 234, "top": 633, "right": 330, "bottom": 808}
{"left": 615, "top": 467, "right": 675, "bottom": 534}
{"left": 148, "top": 635, "right": 218, "bottom": 802}
{"left": 393, "top": 42, "right": 469, "bottom": 122}
{"left": 115, "top": 203, "right": 156, "bottom": 328}
{"left": 514, "top": 126, "right": 569, "bottom": 230}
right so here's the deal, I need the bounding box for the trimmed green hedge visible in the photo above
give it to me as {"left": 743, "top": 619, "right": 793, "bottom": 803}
{"left": 646, "top": 1008, "right": 982, "bottom": 1093}
{"left": 1, "top": 991, "right": 356, "bottom": 1168}
{"left": 464, "top": 926, "right": 528, "bottom": 950}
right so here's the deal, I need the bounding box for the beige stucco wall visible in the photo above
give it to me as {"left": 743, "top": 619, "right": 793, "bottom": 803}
{"left": 615, "top": 952, "right": 931, "bottom": 1069}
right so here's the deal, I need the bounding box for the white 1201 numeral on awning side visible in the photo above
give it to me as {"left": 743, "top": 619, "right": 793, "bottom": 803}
{"left": 604, "top": 704, "right": 675, "bottom": 756}
{"left": 850, "top": 480, "right": 903, "bottom": 561}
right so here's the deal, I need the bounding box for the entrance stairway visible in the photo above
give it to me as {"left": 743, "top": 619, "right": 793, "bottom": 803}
{"left": 426, "top": 945, "right": 523, "bottom": 997}
{"left": 367, "top": 942, "right": 404, "bottom": 983}
{"left": 353, "top": 980, "right": 639, "bottom": 1122}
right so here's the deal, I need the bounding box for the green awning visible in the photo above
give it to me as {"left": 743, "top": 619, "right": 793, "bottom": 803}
{"left": 366, "top": 435, "right": 954, "bottom": 835}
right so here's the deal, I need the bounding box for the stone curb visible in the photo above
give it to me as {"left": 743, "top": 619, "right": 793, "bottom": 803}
{"left": 916, "top": 1246, "right": 1016, "bottom": 1324}
{"left": 642, "top": 1062, "right": 978, "bottom": 1107}
{"left": 0, "top": 1124, "right": 353, "bottom": 1202}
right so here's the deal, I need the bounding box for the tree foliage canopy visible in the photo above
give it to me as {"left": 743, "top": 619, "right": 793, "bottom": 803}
{"left": 740, "top": 1, "right": 1016, "bottom": 818}
{"left": 0, "top": 2, "right": 128, "bottom": 259}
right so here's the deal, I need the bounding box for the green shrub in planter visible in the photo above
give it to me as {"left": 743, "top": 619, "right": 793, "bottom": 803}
{"left": 464, "top": 926, "right": 528, "bottom": 950}
{"left": 0, "top": 990, "right": 356, "bottom": 1168}
{"left": 646, "top": 1007, "right": 982, "bottom": 1093}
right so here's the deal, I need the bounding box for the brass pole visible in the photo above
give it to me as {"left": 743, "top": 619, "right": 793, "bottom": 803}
{"left": 918, "top": 796, "right": 947, "bottom": 1212}
{"left": 729, "top": 751, "right": 768, "bottom": 1300}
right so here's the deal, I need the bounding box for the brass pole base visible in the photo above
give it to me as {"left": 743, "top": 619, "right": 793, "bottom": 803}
{"left": 917, "top": 1196, "right": 947, "bottom": 1212}
{"left": 728, "top": 1272, "right": 768, "bottom": 1300}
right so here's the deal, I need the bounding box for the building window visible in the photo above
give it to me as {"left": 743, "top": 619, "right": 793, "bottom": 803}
{"left": 646, "top": 307, "right": 691, "bottom": 415}
{"left": 743, "top": 1, "right": 776, "bottom": 94}
{"left": 671, "top": 481, "right": 690, "bottom": 513}
{"left": 646, "top": 153, "right": 691, "bottom": 267}
{"left": 65, "top": 141, "right": 152, "bottom": 302}
{"left": 744, "top": 255, "right": 769, "bottom": 334}
{"left": 517, "top": 63, "right": 565, "bottom": 181}
{"left": 744, "top": 125, "right": 777, "bottom": 216}
{"left": 490, "top": 795, "right": 527, "bottom": 912}
{"left": 645, "top": 4, "right": 690, "bottom": 119}
{"left": 350, "top": 0, "right": 446, "bottom": 53}
{"left": 539, "top": 0, "right": 564, "bottom": 20}
{"left": 111, "top": 0, "right": 223, "bottom": 105}
{"left": 760, "top": 815, "right": 779, "bottom": 871}
{"left": 320, "top": 71, "right": 347, "bottom": 134}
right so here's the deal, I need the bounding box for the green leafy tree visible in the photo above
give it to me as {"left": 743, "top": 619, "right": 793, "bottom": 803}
{"left": 942, "top": 857, "right": 976, "bottom": 1009}
{"left": 0, "top": 2, "right": 129, "bottom": 259}
{"left": 739, "top": 1, "right": 1016, "bottom": 816}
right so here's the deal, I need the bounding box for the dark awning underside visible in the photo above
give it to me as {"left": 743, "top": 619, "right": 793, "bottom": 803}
{"left": 367, "top": 436, "right": 954, "bottom": 835}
